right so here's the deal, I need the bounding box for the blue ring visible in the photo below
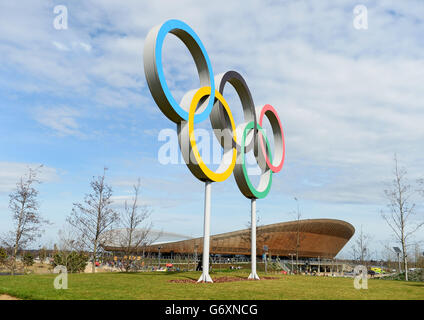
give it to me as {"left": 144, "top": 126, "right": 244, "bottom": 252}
{"left": 155, "top": 20, "right": 215, "bottom": 124}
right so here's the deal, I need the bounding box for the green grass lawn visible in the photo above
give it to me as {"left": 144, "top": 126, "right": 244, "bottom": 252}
{"left": 0, "top": 270, "right": 423, "bottom": 300}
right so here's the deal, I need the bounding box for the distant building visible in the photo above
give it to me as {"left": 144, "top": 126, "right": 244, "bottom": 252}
{"left": 103, "top": 219, "right": 354, "bottom": 259}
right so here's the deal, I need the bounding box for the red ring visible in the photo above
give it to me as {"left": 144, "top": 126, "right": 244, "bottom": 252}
{"left": 258, "top": 104, "right": 285, "bottom": 173}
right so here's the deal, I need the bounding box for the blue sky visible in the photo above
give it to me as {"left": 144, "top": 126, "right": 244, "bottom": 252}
{"left": 1, "top": 0, "right": 423, "bottom": 259}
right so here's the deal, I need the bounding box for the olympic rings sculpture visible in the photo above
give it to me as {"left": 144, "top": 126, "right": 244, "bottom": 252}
{"left": 143, "top": 19, "right": 285, "bottom": 199}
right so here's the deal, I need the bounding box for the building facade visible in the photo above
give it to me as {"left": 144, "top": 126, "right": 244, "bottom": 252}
{"left": 104, "top": 219, "right": 354, "bottom": 259}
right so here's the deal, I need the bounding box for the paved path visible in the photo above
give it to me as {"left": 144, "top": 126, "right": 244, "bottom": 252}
{"left": 0, "top": 294, "right": 20, "bottom": 300}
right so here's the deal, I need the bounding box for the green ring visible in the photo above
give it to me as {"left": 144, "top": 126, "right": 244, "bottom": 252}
{"left": 241, "top": 122, "right": 273, "bottom": 199}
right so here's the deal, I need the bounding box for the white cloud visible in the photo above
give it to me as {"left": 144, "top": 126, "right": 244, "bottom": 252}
{"left": 0, "top": 162, "right": 58, "bottom": 193}
{"left": 76, "top": 42, "right": 91, "bottom": 52}
{"left": 33, "top": 106, "right": 83, "bottom": 137}
{"left": 52, "top": 41, "right": 69, "bottom": 51}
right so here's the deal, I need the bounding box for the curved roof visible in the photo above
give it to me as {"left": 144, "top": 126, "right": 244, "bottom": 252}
{"left": 104, "top": 219, "right": 354, "bottom": 259}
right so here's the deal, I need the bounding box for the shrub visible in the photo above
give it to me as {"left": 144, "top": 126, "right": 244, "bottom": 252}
{"left": 0, "top": 248, "right": 7, "bottom": 264}
{"left": 52, "top": 251, "right": 89, "bottom": 273}
{"left": 379, "top": 269, "right": 424, "bottom": 282}
{"left": 23, "top": 253, "right": 34, "bottom": 267}
{"left": 38, "top": 247, "right": 47, "bottom": 263}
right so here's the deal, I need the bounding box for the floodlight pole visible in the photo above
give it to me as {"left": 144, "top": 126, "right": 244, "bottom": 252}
{"left": 198, "top": 181, "right": 213, "bottom": 283}
{"left": 248, "top": 198, "right": 260, "bottom": 280}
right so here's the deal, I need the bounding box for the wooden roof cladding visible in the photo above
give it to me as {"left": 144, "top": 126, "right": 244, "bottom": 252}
{"left": 209, "top": 219, "right": 355, "bottom": 242}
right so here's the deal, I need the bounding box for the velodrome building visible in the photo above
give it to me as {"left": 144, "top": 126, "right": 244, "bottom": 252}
{"left": 103, "top": 219, "right": 354, "bottom": 259}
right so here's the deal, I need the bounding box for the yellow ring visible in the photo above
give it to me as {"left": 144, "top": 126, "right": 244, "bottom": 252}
{"left": 188, "top": 87, "right": 237, "bottom": 182}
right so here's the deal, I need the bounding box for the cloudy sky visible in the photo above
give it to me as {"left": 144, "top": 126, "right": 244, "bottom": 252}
{"left": 0, "top": 0, "right": 423, "bottom": 258}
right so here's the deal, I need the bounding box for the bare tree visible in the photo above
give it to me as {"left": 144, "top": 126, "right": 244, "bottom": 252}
{"left": 381, "top": 155, "right": 424, "bottom": 281}
{"left": 38, "top": 246, "right": 48, "bottom": 264}
{"left": 412, "top": 242, "right": 424, "bottom": 268}
{"left": 52, "top": 227, "right": 87, "bottom": 270}
{"left": 418, "top": 178, "right": 424, "bottom": 196}
{"left": 57, "top": 226, "right": 86, "bottom": 253}
{"left": 380, "top": 241, "right": 397, "bottom": 271}
{"left": 66, "top": 168, "right": 119, "bottom": 273}
{"left": 240, "top": 213, "right": 270, "bottom": 249}
{"left": 117, "top": 178, "right": 157, "bottom": 272}
{"left": 1, "top": 166, "right": 49, "bottom": 275}
{"left": 350, "top": 225, "right": 372, "bottom": 265}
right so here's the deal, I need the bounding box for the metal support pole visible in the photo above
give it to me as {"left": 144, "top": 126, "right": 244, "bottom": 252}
{"left": 318, "top": 256, "right": 320, "bottom": 276}
{"left": 158, "top": 248, "right": 161, "bottom": 269}
{"left": 265, "top": 253, "right": 267, "bottom": 274}
{"left": 291, "top": 254, "right": 294, "bottom": 274}
{"left": 198, "top": 181, "right": 213, "bottom": 283}
{"left": 248, "top": 198, "right": 260, "bottom": 280}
